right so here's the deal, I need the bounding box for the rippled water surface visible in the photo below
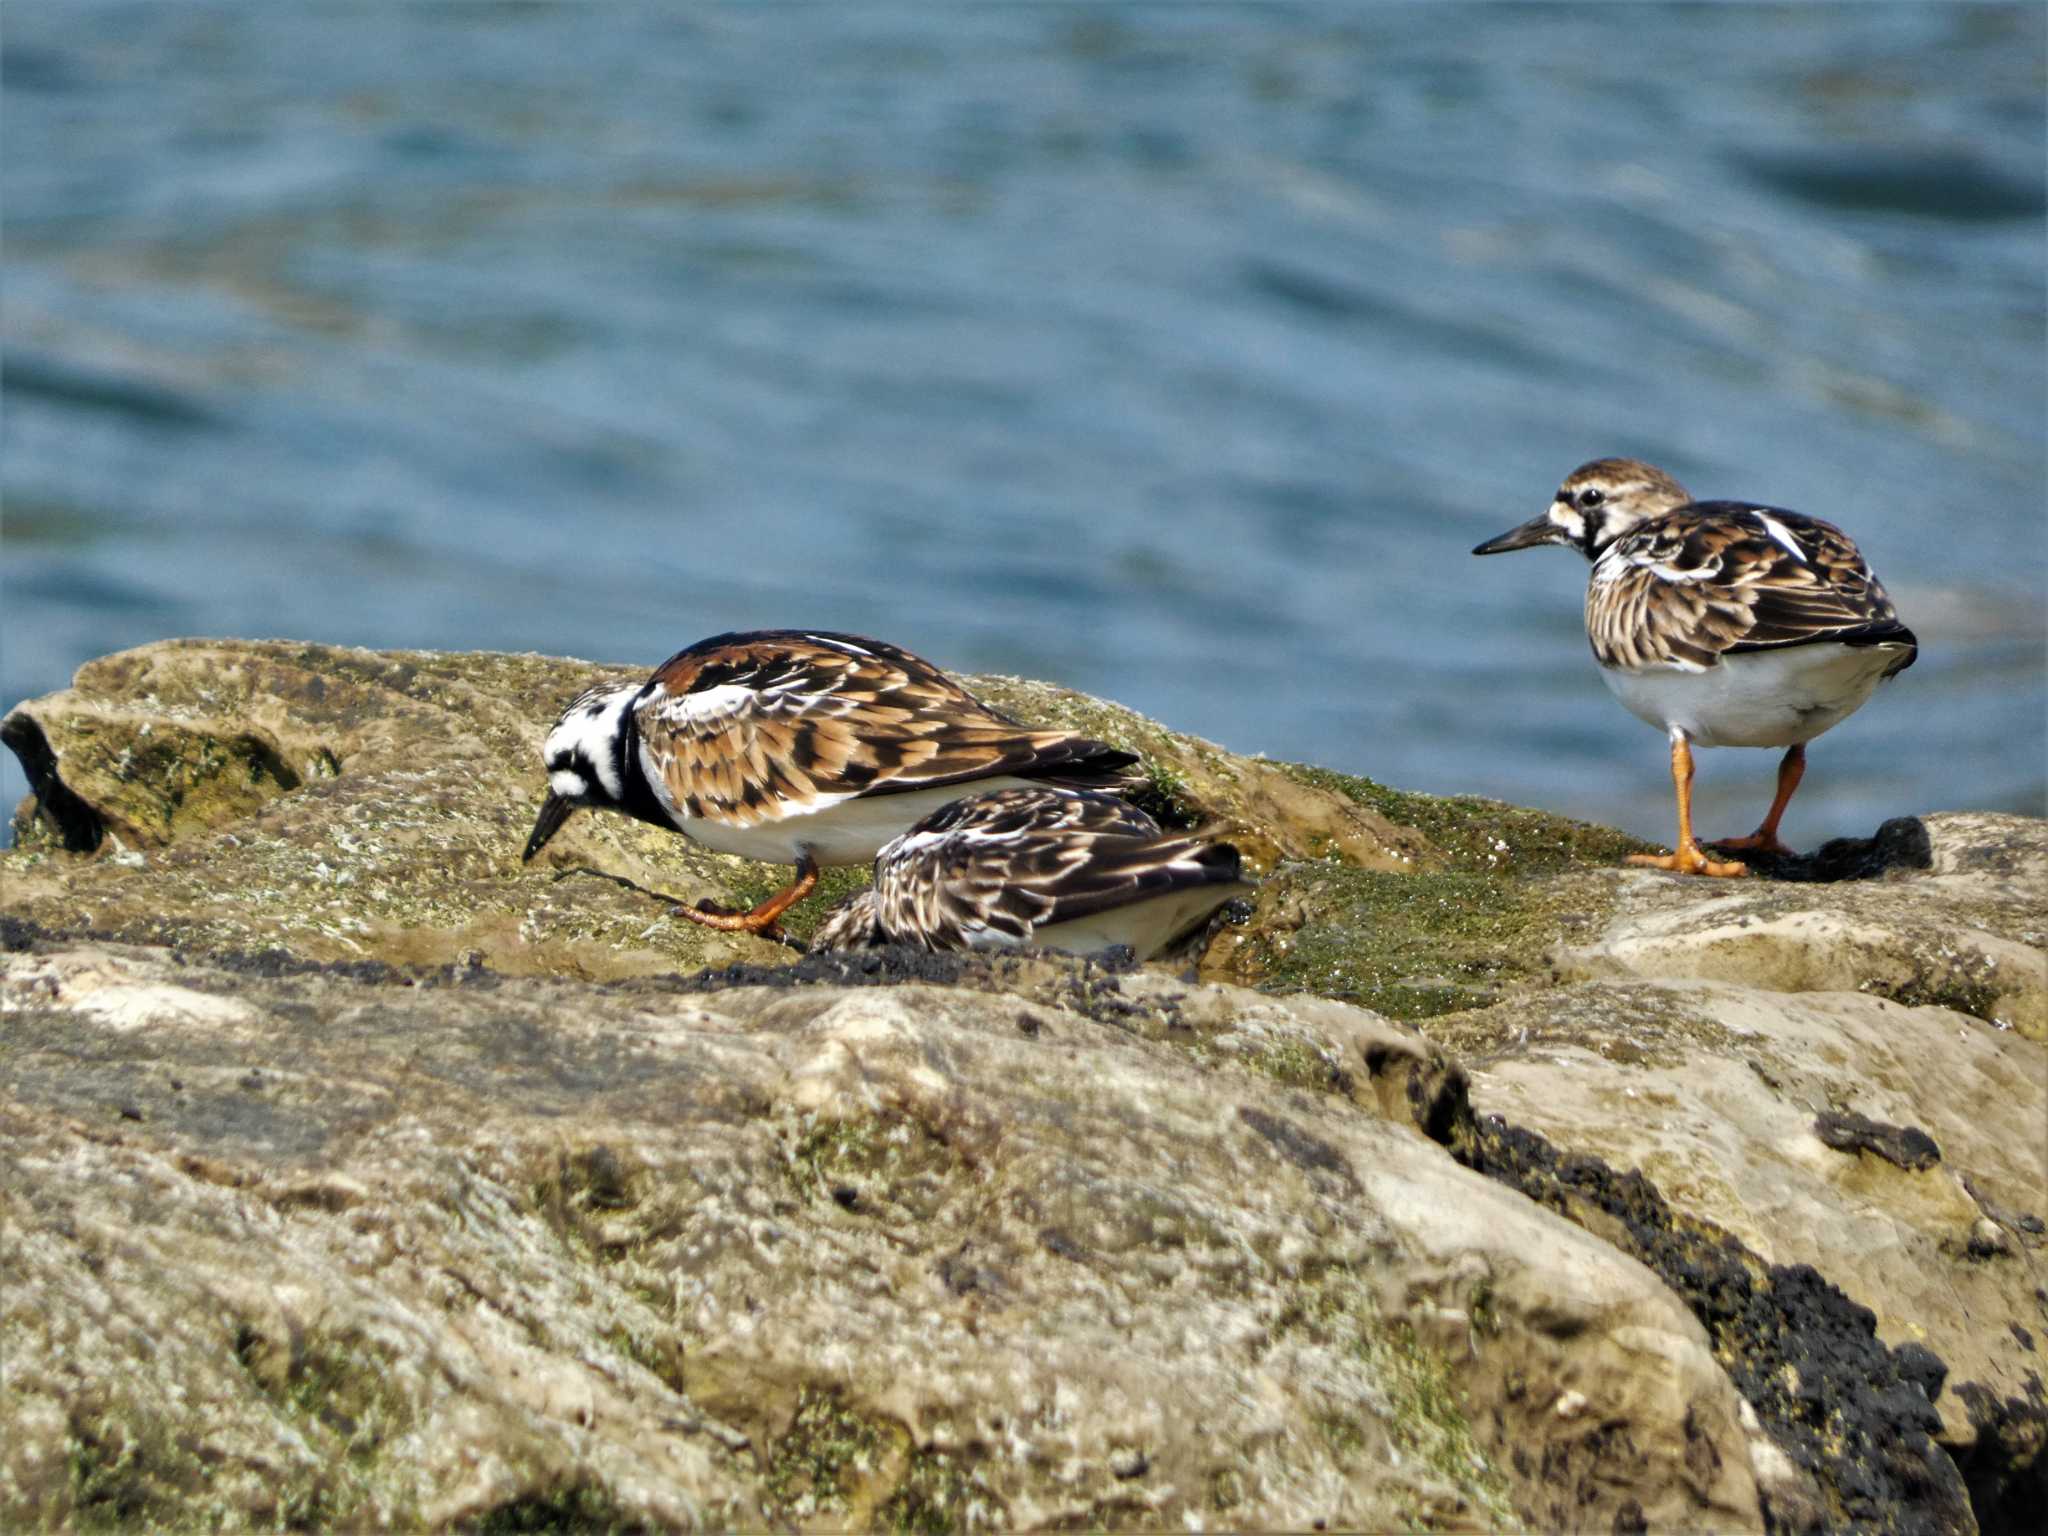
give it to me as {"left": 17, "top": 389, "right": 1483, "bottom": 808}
{"left": 4, "top": 3, "right": 2043, "bottom": 846}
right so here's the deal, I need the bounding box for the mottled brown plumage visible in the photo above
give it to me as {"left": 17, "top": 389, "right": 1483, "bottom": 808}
{"left": 811, "top": 787, "right": 1247, "bottom": 957}
{"left": 635, "top": 631, "right": 1139, "bottom": 827}
{"left": 1587, "top": 502, "right": 1916, "bottom": 673}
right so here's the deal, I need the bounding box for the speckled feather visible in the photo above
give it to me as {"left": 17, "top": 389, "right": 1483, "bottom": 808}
{"left": 811, "top": 787, "right": 1244, "bottom": 952}
{"left": 634, "top": 631, "right": 1138, "bottom": 828}
{"left": 1588, "top": 504, "right": 1917, "bottom": 673}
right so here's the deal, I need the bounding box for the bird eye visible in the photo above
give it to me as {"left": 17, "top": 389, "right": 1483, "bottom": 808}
{"left": 1578, "top": 487, "right": 1606, "bottom": 509}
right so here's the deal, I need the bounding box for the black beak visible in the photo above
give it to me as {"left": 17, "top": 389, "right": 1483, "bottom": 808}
{"left": 1472, "top": 514, "right": 1560, "bottom": 556}
{"left": 523, "top": 792, "right": 574, "bottom": 862}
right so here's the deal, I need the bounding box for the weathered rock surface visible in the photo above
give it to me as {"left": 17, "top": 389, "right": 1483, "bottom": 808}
{"left": 1560, "top": 812, "right": 2047, "bottom": 1040}
{"left": 0, "top": 934, "right": 1775, "bottom": 1533}
{"left": 4, "top": 639, "right": 2043, "bottom": 1533}
{"left": 1429, "top": 976, "right": 2044, "bottom": 1522}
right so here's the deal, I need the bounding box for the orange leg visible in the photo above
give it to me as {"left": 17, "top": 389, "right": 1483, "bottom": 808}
{"left": 1626, "top": 734, "right": 1748, "bottom": 878}
{"left": 1708, "top": 744, "right": 1805, "bottom": 858}
{"left": 672, "top": 854, "right": 819, "bottom": 936}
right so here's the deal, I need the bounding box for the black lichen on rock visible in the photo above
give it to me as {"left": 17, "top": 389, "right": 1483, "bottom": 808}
{"left": 1420, "top": 1081, "right": 1972, "bottom": 1536}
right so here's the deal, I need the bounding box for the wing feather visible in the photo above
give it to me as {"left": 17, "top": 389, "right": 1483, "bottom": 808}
{"left": 867, "top": 787, "right": 1244, "bottom": 950}
{"left": 633, "top": 631, "right": 1139, "bottom": 827}
{"left": 1588, "top": 504, "right": 1915, "bottom": 673}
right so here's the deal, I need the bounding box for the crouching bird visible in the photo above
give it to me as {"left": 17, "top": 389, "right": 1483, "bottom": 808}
{"left": 810, "top": 786, "right": 1250, "bottom": 958}
{"left": 523, "top": 630, "right": 1140, "bottom": 932}
{"left": 1472, "top": 458, "right": 1916, "bottom": 876}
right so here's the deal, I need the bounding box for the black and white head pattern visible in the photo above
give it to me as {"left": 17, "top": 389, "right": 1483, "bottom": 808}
{"left": 540, "top": 681, "right": 641, "bottom": 810}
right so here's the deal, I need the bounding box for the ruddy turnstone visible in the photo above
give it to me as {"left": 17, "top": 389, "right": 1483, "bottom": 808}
{"left": 521, "top": 630, "right": 1141, "bottom": 931}
{"left": 1472, "top": 458, "right": 1918, "bottom": 877}
{"left": 809, "top": 785, "right": 1250, "bottom": 958}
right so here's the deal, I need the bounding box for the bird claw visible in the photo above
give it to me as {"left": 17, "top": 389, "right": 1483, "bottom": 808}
{"left": 1626, "top": 846, "right": 1748, "bottom": 878}
{"left": 668, "top": 899, "right": 791, "bottom": 941}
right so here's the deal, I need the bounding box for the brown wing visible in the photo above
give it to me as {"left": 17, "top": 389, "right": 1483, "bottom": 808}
{"left": 633, "top": 631, "right": 1138, "bottom": 827}
{"left": 873, "top": 787, "right": 1243, "bottom": 949}
{"left": 1587, "top": 505, "right": 1915, "bottom": 672}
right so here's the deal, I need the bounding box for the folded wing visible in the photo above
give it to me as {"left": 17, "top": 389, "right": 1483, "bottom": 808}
{"left": 1590, "top": 505, "right": 1917, "bottom": 674}
{"left": 872, "top": 787, "right": 1243, "bottom": 950}
{"left": 634, "top": 631, "right": 1139, "bottom": 827}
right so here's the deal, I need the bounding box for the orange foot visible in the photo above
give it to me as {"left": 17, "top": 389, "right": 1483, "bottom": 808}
{"left": 1706, "top": 831, "right": 1798, "bottom": 858}
{"left": 1626, "top": 843, "right": 1748, "bottom": 878}
{"left": 670, "top": 900, "right": 791, "bottom": 940}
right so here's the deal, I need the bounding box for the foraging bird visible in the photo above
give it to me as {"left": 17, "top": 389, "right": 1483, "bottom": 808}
{"left": 1472, "top": 458, "right": 1917, "bottom": 876}
{"left": 810, "top": 786, "right": 1249, "bottom": 958}
{"left": 522, "top": 630, "right": 1140, "bottom": 932}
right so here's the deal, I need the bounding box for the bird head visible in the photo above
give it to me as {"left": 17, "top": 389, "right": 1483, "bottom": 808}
{"left": 522, "top": 681, "right": 641, "bottom": 861}
{"left": 1473, "top": 458, "right": 1692, "bottom": 561}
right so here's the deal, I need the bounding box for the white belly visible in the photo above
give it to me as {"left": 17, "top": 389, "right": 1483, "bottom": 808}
{"left": 1601, "top": 644, "right": 1909, "bottom": 749}
{"left": 971, "top": 882, "right": 1251, "bottom": 961}
{"left": 679, "top": 778, "right": 1043, "bottom": 867}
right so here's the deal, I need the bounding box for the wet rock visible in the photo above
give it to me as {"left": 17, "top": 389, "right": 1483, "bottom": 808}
{"left": 0, "top": 641, "right": 1428, "bottom": 980}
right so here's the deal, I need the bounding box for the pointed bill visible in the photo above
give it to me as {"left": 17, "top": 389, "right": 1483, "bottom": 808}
{"left": 1472, "top": 513, "right": 1563, "bottom": 556}
{"left": 523, "top": 791, "right": 574, "bottom": 862}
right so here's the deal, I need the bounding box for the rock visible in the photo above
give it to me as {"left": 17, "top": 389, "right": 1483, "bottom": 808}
{"left": 0, "top": 937, "right": 1762, "bottom": 1532}
{"left": 1427, "top": 979, "right": 2043, "bottom": 1528}
{"left": 1559, "top": 813, "right": 2048, "bottom": 1040}
{"left": 7, "top": 639, "right": 2044, "bottom": 1532}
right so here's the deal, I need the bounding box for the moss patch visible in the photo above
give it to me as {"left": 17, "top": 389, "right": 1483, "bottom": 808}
{"left": 1223, "top": 863, "right": 1614, "bottom": 1020}
{"left": 462, "top": 1481, "right": 645, "bottom": 1534}
{"left": 783, "top": 1110, "right": 963, "bottom": 1222}
{"left": 1281, "top": 764, "right": 1650, "bottom": 877}
{"left": 878, "top": 1448, "right": 1004, "bottom": 1536}
{"left": 64, "top": 1400, "right": 213, "bottom": 1534}
{"left": 761, "top": 1387, "right": 892, "bottom": 1524}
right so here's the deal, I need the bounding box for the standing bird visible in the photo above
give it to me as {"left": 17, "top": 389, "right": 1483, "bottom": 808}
{"left": 1472, "top": 458, "right": 1917, "bottom": 877}
{"left": 522, "top": 631, "right": 1140, "bottom": 932}
{"left": 809, "top": 786, "right": 1250, "bottom": 958}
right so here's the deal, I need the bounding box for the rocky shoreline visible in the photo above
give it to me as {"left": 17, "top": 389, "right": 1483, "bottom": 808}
{"left": 3, "top": 640, "right": 2042, "bottom": 1532}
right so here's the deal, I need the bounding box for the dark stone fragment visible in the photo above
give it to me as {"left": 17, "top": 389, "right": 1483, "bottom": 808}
{"left": 1038, "top": 1227, "right": 1085, "bottom": 1262}
{"left": 1893, "top": 1343, "right": 1948, "bottom": 1406}
{"left": 1734, "top": 816, "right": 1934, "bottom": 885}
{"left": 1815, "top": 1110, "right": 1942, "bottom": 1172}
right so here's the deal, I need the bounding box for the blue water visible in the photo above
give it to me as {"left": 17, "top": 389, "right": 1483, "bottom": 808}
{"left": 4, "top": 3, "right": 2043, "bottom": 850}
